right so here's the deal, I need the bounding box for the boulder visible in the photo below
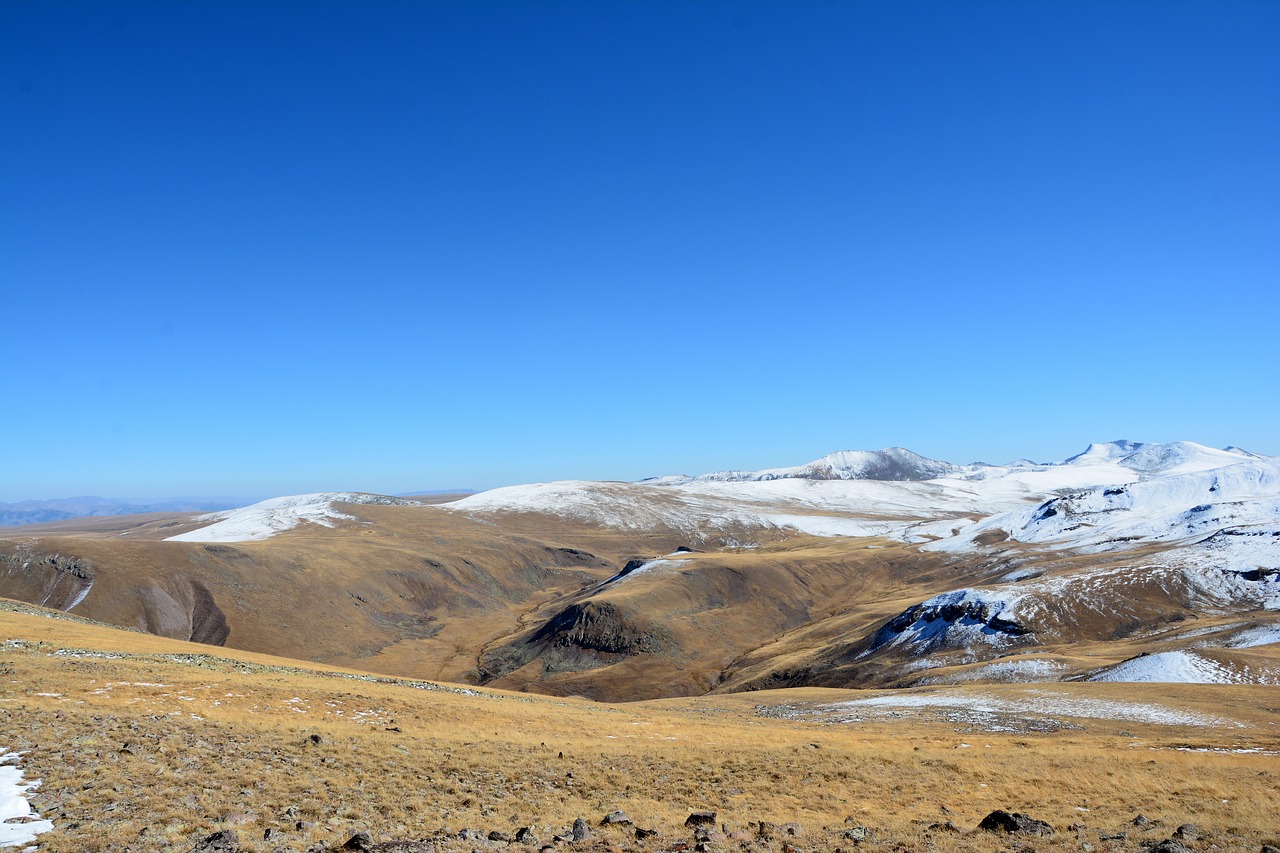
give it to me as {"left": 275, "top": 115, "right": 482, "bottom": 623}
{"left": 685, "top": 812, "right": 717, "bottom": 828}
{"left": 977, "top": 810, "right": 1053, "bottom": 836}
{"left": 191, "top": 830, "right": 241, "bottom": 852}
{"left": 342, "top": 833, "right": 373, "bottom": 851}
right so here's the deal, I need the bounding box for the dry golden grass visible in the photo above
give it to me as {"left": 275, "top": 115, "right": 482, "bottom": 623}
{"left": 4, "top": 602, "right": 1279, "bottom": 853}
{"left": 9, "top": 498, "right": 1275, "bottom": 710}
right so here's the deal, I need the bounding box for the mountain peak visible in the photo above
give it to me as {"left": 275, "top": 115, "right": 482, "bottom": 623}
{"left": 664, "top": 447, "right": 957, "bottom": 484}
{"left": 1064, "top": 440, "right": 1150, "bottom": 464}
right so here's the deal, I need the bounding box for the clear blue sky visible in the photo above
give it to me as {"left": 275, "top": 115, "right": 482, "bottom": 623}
{"left": 2, "top": 1, "right": 1277, "bottom": 500}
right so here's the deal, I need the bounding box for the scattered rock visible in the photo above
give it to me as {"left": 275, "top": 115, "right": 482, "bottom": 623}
{"left": 927, "top": 821, "right": 960, "bottom": 833}
{"left": 757, "top": 822, "right": 777, "bottom": 840}
{"left": 192, "top": 830, "right": 241, "bottom": 852}
{"left": 488, "top": 830, "right": 512, "bottom": 843}
{"left": 977, "top": 810, "right": 1053, "bottom": 836}
{"left": 572, "top": 818, "right": 590, "bottom": 841}
{"left": 685, "top": 811, "right": 717, "bottom": 828}
{"left": 1261, "top": 845, "right": 1280, "bottom": 853}
{"left": 841, "top": 826, "right": 871, "bottom": 842}
{"left": 635, "top": 827, "right": 658, "bottom": 840}
{"left": 342, "top": 833, "right": 374, "bottom": 851}
{"left": 600, "top": 810, "right": 632, "bottom": 827}
{"left": 1100, "top": 832, "right": 1128, "bottom": 841}
{"left": 1133, "top": 814, "right": 1152, "bottom": 828}
{"left": 1173, "top": 824, "right": 1199, "bottom": 841}
{"left": 515, "top": 827, "right": 536, "bottom": 844}
{"left": 457, "top": 829, "right": 483, "bottom": 841}
{"left": 1142, "top": 840, "right": 1192, "bottom": 853}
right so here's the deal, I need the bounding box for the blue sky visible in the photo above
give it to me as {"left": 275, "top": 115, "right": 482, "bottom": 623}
{"left": 2, "top": 1, "right": 1277, "bottom": 500}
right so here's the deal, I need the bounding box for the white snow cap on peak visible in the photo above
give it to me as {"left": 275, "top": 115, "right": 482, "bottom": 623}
{"left": 671, "top": 447, "right": 958, "bottom": 484}
{"left": 1063, "top": 440, "right": 1150, "bottom": 464}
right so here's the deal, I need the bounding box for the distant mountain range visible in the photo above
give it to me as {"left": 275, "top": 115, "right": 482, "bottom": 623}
{"left": 0, "top": 496, "right": 258, "bottom": 527}
{"left": 0, "top": 491, "right": 476, "bottom": 528}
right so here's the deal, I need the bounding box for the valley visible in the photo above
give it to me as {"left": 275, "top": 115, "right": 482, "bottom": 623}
{"left": 3, "top": 441, "right": 1277, "bottom": 701}
{"left": 3, "top": 440, "right": 1279, "bottom": 850}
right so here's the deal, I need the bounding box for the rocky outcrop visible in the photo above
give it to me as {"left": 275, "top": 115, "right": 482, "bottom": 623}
{"left": 0, "top": 544, "right": 95, "bottom": 612}
{"left": 478, "top": 600, "right": 676, "bottom": 684}
{"left": 530, "top": 601, "right": 670, "bottom": 655}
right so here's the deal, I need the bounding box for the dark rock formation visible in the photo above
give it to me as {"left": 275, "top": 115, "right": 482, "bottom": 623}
{"left": 977, "top": 810, "right": 1053, "bottom": 836}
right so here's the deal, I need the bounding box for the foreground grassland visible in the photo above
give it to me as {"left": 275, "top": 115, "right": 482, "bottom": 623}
{"left": 2, "top": 603, "right": 1278, "bottom": 853}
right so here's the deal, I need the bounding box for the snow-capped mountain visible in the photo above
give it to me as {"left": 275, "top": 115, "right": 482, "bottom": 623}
{"left": 447, "top": 440, "right": 1276, "bottom": 555}
{"left": 929, "top": 454, "right": 1280, "bottom": 555}
{"left": 648, "top": 447, "right": 960, "bottom": 484}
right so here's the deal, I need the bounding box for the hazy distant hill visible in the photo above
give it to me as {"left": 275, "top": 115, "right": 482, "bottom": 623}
{"left": 0, "top": 496, "right": 256, "bottom": 527}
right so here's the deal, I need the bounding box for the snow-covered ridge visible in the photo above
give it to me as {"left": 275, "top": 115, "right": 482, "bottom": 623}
{"left": 165, "top": 493, "right": 420, "bottom": 543}
{"left": 929, "top": 456, "right": 1280, "bottom": 555}
{"left": 447, "top": 441, "right": 1275, "bottom": 555}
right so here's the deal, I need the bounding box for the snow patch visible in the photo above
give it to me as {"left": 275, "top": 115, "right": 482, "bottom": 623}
{"left": 810, "top": 688, "right": 1235, "bottom": 728}
{"left": 922, "top": 657, "right": 1069, "bottom": 684}
{"left": 1088, "top": 651, "right": 1279, "bottom": 684}
{"left": 1223, "top": 624, "right": 1280, "bottom": 649}
{"left": 0, "top": 751, "right": 53, "bottom": 849}
{"left": 165, "top": 493, "right": 420, "bottom": 543}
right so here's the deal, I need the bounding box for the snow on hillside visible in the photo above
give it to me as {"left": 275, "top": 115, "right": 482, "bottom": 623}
{"left": 661, "top": 447, "right": 959, "bottom": 484}
{"left": 0, "top": 750, "right": 53, "bottom": 847}
{"left": 165, "top": 493, "right": 421, "bottom": 543}
{"left": 1087, "top": 650, "right": 1280, "bottom": 685}
{"left": 447, "top": 442, "right": 1277, "bottom": 564}
{"left": 928, "top": 455, "right": 1280, "bottom": 557}
{"left": 797, "top": 688, "right": 1236, "bottom": 728}
{"left": 443, "top": 474, "right": 1018, "bottom": 542}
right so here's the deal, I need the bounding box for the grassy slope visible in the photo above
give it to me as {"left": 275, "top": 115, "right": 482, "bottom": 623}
{"left": 4, "top": 601, "right": 1279, "bottom": 853}
{"left": 3, "top": 501, "right": 1278, "bottom": 704}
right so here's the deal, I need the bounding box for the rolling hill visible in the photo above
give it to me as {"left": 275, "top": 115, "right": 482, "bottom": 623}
{"left": 1, "top": 440, "right": 1276, "bottom": 702}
